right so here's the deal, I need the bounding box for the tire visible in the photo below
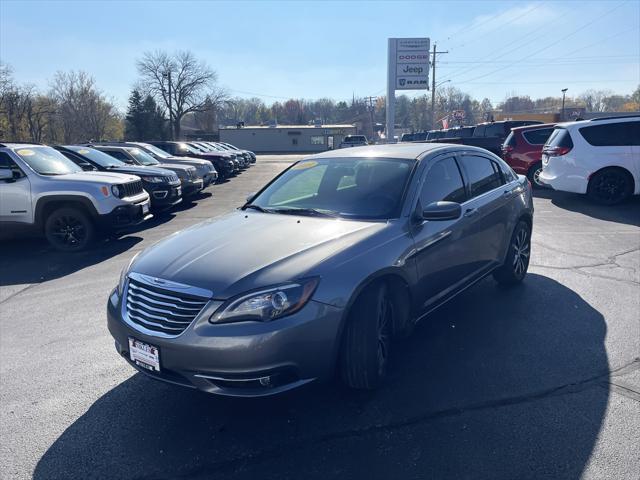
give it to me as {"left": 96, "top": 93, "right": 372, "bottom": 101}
{"left": 587, "top": 168, "right": 633, "bottom": 205}
{"left": 44, "top": 207, "right": 95, "bottom": 252}
{"left": 527, "top": 162, "right": 544, "bottom": 189}
{"left": 340, "top": 282, "right": 394, "bottom": 390}
{"left": 493, "top": 220, "right": 531, "bottom": 286}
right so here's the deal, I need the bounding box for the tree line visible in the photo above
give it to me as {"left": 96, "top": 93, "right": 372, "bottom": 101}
{"left": 1, "top": 50, "right": 639, "bottom": 144}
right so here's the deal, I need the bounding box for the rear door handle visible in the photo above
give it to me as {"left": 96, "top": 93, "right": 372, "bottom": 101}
{"left": 464, "top": 208, "right": 478, "bottom": 218}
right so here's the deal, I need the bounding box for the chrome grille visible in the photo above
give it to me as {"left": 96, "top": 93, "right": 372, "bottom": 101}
{"left": 125, "top": 276, "right": 209, "bottom": 336}
{"left": 121, "top": 180, "right": 144, "bottom": 198}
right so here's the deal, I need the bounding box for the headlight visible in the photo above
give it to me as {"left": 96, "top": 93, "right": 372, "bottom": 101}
{"left": 111, "top": 185, "right": 121, "bottom": 197}
{"left": 143, "top": 176, "right": 165, "bottom": 183}
{"left": 209, "top": 278, "right": 319, "bottom": 324}
{"left": 117, "top": 252, "right": 140, "bottom": 296}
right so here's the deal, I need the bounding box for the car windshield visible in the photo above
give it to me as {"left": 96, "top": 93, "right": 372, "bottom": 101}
{"left": 140, "top": 144, "right": 171, "bottom": 159}
{"left": 248, "top": 157, "right": 414, "bottom": 220}
{"left": 185, "top": 143, "right": 206, "bottom": 153}
{"left": 14, "top": 146, "right": 82, "bottom": 175}
{"left": 128, "top": 148, "right": 159, "bottom": 166}
{"left": 66, "top": 146, "right": 125, "bottom": 168}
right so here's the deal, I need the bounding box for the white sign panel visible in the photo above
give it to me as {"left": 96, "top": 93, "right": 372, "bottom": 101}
{"left": 392, "top": 37, "right": 430, "bottom": 91}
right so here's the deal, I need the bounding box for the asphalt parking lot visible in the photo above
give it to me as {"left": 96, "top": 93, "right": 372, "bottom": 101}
{"left": 1, "top": 154, "right": 639, "bottom": 480}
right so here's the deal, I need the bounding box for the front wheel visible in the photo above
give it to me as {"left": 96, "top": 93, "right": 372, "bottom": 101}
{"left": 493, "top": 221, "right": 531, "bottom": 286}
{"left": 339, "top": 282, "right": 394, "bottom": 390}
{"left": 587, "top": 168, "right": 633, "bottom": 205}
{"left": 44, "top": 207, "right": 95, "bottom": 252}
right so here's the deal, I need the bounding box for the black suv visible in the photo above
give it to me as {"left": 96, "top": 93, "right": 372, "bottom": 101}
{"left": 55, "top": 146, "right": 182, "bottom": 210}
{"left": 150, "top": 141, "right": 236, "bottom": 179}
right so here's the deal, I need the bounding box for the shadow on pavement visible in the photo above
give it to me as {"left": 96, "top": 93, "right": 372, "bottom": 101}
{"left": 0, "top": 235, "right": 143, "bottom": 286}
{"left": 534, "top": 188, "right": 640, "bottom": 227}
{"left": 34, "top": 274, "right": 609, "bottom": 479}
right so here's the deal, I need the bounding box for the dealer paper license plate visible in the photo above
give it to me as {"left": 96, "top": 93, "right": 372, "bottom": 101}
{"left": 128, "top": 337, "right": 160, "bottom": 372}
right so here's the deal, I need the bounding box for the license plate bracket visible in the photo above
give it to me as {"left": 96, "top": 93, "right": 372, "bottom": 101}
{"left": 128, "top": 337, "right": 160, "bottom": 372}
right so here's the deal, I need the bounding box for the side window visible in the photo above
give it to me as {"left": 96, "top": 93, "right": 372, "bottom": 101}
{"left": 459, "top": 155, "right": 504, "bottom": 198}
{"left": 420, "top": 157, "right": 466, "bottom": 207}
{"left": 499, "top": 161, "right": 518, "bottom": 182}
{"left": 579, "top": 122, "right": 640, "bottom": 147}
{"left": 0, "top": 152, "right": 25, "bottom": 178}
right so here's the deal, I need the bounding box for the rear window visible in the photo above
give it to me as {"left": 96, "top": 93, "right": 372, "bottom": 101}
{"left": 504, "top": 132, "right": 517, "bottom": 148}
{"left": 473, "top": 125, "right": 486, "bottom": 137}
{"left": 484, "top": 123, "right": 505, "bottom": 138}
{"left": 544, "top": 128, "right": 574, "bottom": 149}
{"left": 522, "top": 128, "right": 554, "bottom": 145}
{"left": 579, "top": 121, "right": 640, "bottom": 147}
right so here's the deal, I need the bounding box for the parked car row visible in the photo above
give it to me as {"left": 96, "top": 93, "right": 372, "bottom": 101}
{"left": 0, "top": 140, "right": 256, "bottom": 251}
{"left": 403, "top": 116, "right": 639, "bottom": 204}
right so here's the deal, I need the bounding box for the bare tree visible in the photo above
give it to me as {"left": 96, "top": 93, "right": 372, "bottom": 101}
{"left": 49, "top": 71, "right": 120, "bottom": 142}
{"left": 137, "top": 50, "right": 225, "bottom": 139}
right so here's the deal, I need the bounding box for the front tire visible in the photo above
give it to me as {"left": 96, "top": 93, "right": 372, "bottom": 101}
{"left": 587, "top": 168, "right": 633, "bottom": 205}
{"left": 340, "top": 282, "right": 394, "bottom": 390}
{"left": 44, "top": 207, "right": 95, "bottom": 252}
{"left": 493, "top": 221, "right": 531, "bottom": 285}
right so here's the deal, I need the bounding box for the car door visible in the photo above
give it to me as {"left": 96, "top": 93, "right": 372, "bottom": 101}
{"left": 410, "top": 154, "right": 470, "bottom": 309}
{"left": 0, "top": 152, "right": 33, "bottom": 224}
{"left": 457, "top": 153, "right": 513, "bottom": 271}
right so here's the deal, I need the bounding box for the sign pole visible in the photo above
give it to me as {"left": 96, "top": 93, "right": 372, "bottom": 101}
{"left": 386, "top": 38, "right": 396, "bottom": 144}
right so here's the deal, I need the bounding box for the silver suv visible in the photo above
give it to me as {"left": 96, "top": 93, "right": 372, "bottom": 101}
{"left": 108, "top": 144, "right": 534, "bottom": 397}
{"left": 0, "top": 143, "right": 151, "bottom": 251}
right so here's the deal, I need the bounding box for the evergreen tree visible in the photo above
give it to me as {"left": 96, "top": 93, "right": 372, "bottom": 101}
{"left": 125, "top": 90, "right": 167, "bottom": 140}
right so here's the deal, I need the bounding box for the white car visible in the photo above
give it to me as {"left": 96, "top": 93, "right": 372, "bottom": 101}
{"left": 539, "top": 116, "right": 640, "bottom": 204}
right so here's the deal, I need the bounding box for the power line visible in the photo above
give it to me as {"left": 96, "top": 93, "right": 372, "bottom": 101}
{"left": 453, "top": 0, "right": 631, "bottom": 85}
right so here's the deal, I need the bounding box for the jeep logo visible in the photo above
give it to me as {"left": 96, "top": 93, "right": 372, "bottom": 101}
{"left": 402, "top": 65, "right": 424, "bottom": 74}
{"left": 399, "top": 79, "right": 406, "bottom": 86}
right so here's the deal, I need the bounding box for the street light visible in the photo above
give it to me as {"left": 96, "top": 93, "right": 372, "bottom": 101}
{"left": 561, "top": 88, "right": 568, "bottom": 121}
{"left": 435, "top": 79, "right": 451, "bottom": 89}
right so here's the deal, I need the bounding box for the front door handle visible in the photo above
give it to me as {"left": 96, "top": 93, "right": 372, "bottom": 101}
{"left": 464, "top": 208, "right": 478, "bottom": 218}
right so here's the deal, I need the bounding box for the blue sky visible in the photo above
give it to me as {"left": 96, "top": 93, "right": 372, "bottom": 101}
{"left": 1, "top": 0, "right": 638, "bottom": 110}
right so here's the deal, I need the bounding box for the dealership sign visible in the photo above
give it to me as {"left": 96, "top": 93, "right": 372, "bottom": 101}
{"left": 391, "top": 38, "right": 430, "bottom": 91}
{"left": 386, "top": 37, "right": 430, "bottom": 142}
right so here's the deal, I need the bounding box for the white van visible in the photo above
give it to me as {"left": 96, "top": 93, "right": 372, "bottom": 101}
{"left": 539, "top": 116, "right": 640, "bottom": 204}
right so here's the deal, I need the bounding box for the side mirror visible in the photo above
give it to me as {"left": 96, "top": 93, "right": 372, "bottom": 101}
{"left": 0, "top": 169, "right": 14, "bottom": 181}
{"left": 422, "top": 201, "right": 462, "bottom": 221}
{"left": 246, "top": 192, "right": 256, "bottom": 203}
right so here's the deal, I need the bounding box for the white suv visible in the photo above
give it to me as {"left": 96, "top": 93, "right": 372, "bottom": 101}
{"left": 0, "top": 143, "right": 151, "bottom": 251}
{"left": 539, "top": 116, "right": 640, "bottom": 204}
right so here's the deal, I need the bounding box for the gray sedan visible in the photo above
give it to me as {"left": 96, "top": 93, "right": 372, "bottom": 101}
{"left": 107, "top": 144, "right": 534, "bottom": 396}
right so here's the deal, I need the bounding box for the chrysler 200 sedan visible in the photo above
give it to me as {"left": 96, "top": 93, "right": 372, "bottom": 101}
{"left": 107, "top": 144, "right": 534, "bottom": 397}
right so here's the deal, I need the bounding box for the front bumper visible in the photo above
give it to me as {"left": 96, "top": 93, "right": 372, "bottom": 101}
{"left": 181, "top": 178, "right": 204, "bottom": 197}
{"left": 97, "top": 197, "right": 152, "bottom": 231}
{"left": 146, "top": 183, "right": 182, "bottom": 209}
{"left": 107, "top": 290, "right": 344, "bottom": 397}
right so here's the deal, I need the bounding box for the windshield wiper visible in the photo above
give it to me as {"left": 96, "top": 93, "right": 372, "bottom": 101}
{"left": 243, "top": 204, "right": 272, "bottom": 213}
{"left": 271, "top": 207, "right": 339, "bottom": 218}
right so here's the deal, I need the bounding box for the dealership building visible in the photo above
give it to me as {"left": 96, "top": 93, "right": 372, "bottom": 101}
{"left": 219, "top": 124, "right": 358, "bottom": 153}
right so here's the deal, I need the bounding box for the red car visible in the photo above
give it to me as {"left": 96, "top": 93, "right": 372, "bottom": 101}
{"left": 502, "top": 123, "right": 556, "bottom": 188}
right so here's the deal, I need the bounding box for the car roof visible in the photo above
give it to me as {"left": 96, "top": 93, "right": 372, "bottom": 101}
{"left": 556, "top": 115, "right": 640, "bottom": 129}
{"left": 306, "top": 143, "right": 484, "bottom": 161}
{"left": 0, "top": 143, "right": 45, "bottom": 149}
{"left": 511, "top": 123, "right": 557, "bottom": 132}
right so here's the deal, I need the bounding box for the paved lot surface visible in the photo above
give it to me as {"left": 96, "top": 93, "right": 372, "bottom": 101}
{"left": 1, "top": 154, "right": 639, "bottom": 480}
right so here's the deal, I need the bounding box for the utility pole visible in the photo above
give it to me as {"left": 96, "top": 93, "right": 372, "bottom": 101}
{"left": 163, "top": 70, "right": 174, "bottom": 140}
{"left": 430, "top": 43, "right": 448, "bottom": 129}
{"left": 561, "top": 88, "right": 568, "bottom": 121}
{"left": 363, "top": 95, "right": 377, "bottom": 140}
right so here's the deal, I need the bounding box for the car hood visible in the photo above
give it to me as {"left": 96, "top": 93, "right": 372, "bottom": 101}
{"left": 52, "top": 172, "right": 140, "bottom": 185}
{"left": 131, "top": 211, "right": 386, "bottom": 299}
{"left": 164, "top": 156, "right": 211, "bottom": 166}
{"left": 108, "top": 165, "right": 174, "bottom": 177}
{"left": 196, "top": 152, "right": 234, "bottom": 159}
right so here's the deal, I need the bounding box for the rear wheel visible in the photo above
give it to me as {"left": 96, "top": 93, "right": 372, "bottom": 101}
{"left": 527, "top": 162, "right": 544, "bottom": 189}
{"left": 340, "top": 282, "right": 394, "bottom": 390}
{"left": 587, "top": 168, "right": 633, "bottom": 205}
{"left": 44, "top": 207, "right": 95, "bottom": 252}
{"left": 493, "top": 221, "right": 531, "bottom": 285}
